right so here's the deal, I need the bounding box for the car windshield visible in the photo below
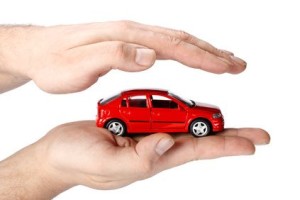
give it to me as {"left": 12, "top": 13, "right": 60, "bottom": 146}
{"left": 169, "top": 93, "right": 194, "bottom": 107}
{"left": 99, "top": 94, "right": 120, "bottom": 105}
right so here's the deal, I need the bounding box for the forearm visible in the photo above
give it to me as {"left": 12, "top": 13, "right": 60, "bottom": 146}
{"left": 0, "top": 73, "right": 30, "bottom": 93}
{"left": 0, "top": 26, "right": 32, "bottom": 93}
{"left": 0, "top": 143, "right": 71, "bottom": 200}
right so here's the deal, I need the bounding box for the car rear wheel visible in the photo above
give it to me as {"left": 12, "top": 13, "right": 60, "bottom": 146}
{"left": 106, "top": 120, "right": 126, "bottom": 136}
{"left": 189, "top": 119, "right": 211, "bottom": 137}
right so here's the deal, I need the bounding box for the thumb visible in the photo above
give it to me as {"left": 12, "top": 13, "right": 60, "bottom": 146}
{"left": 135, "top": 133, "right": 175, "bottom": 163}
{"left": 108, "top": 43, "right": 156, "bottom": 71}
{"left": 69, "top": 41, "right": 157, "bottom": 74}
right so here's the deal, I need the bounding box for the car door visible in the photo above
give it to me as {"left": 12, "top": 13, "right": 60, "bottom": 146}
{"left": 119, "top": 95, "right": 151, "bottom": 133}
{"left": 150, "top": 95, "right": 187, "bottom": 132}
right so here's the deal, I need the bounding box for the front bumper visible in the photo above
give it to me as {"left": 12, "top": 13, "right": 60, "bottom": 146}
{"left": 211, "top": 118, "right": 224, "bottom": 132}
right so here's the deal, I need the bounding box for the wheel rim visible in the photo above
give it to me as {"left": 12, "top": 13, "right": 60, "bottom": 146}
{"left": 192, "top": 122, "right": 208, "bottom": 136}
{"left": 108, "top": 122, "right": 124, "bottom": 136}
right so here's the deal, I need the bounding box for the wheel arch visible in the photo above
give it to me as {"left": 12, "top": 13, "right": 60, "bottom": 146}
{"left": 188, "top": 117, "right": 212, "bottom": 130}
{"left": 104, "top": 118, "right": 127, "bottom": 129}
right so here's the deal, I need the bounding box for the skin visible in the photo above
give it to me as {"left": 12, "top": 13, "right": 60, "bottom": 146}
{"left": 0, "top": 21, "right": 246, "bottom": 94}
{"left": 0, "top": 21, "right": 270, "bottom": 199}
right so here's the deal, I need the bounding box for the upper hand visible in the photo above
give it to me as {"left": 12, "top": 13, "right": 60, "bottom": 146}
{"left": 0, "top": 21, "right": 246, "bottom": 93}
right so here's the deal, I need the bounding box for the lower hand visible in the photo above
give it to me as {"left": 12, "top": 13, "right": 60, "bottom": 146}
{"left": 0, "top": 121, "right": 270, "bottom": 199}
{"left": 38, "top": 121, "right": 269, "bottom": 190}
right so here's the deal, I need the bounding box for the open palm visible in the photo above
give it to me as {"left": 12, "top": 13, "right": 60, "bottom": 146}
{"left": 39, "top": 121, "right": 270, "bottom": 190}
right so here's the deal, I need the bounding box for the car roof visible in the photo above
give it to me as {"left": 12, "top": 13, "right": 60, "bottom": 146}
{"left": 121, "top": 89, "right": 168, "bottom": 95}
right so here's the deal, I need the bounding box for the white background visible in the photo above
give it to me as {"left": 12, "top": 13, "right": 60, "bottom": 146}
{"left": 0, "top": 0, "right": 299, "bottom": 199}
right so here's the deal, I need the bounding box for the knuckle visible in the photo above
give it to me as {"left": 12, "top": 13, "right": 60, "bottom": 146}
{"left": 217, "top": 49, "right": 231, "bottom": 60}
{"left": 175, "top": 29, "right": 192, "bottom": 41}
{"left": 167, "top": 35, "right": 184, "bottom": 47}
{"left": 112, "top": 42, "right": 130, "bottom": 59}
{"left": 115, "top": 20, "right": 134, "bottom": 31}
{"left": 167, "top": 30, "right": 192, "bottom": 47}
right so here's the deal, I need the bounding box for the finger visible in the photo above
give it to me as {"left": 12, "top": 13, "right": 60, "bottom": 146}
{"left": 98, "top": 133, "right": 174, "bottom": 182}
{"left": 218, "top": 128, "right": 270, "bottom": 145}
{"left": 127, "top": 21, "right": 247, "bottom": 73}
{"left": 133, "top": 23, "right": 234, "bottom": 59}
{"left": 66, "top": 41, "right": 156, "bottom": 76}
{"left": 138, "top": 26, "right": 247, "bottom": 73}
{"left": 156, "top": 135, "right": 255, "bottom": 171}
{"left": 70, "top": 21, "right": 234, "bottom": 60}
{"left": 220, "top": 49, "right": 234, "bottom": 56}
{"left": 135, "top": 133, "right": 174, "bottom": 163}
{"left": 116, "top": 28, "right": 236, "bottom": 74}
{"left": 67, "top": 22, "right": 244, "bottom": 74}
{"left": 113, "top": 135, "right": 137, "bottom": 148}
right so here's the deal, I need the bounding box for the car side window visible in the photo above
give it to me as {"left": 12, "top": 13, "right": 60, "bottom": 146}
{"left": 151, "top": 95, "right": 178, "bottom": 109}
{"left": 128, "top": 95, "right": 148, "bottom": 108}
{"left": 121, "top": 98, "right": 127, "bottom": 107}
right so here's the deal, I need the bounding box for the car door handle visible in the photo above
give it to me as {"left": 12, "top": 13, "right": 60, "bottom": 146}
{"left": 153, "top": 112, "right": 160, "bottom": 116}
{"left": 122, "top": 111, "right": 131, "bottom": 115}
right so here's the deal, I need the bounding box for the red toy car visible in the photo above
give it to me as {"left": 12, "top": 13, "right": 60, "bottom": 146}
{"left": 96, "top": 89, "right": 224, "bottom": 137}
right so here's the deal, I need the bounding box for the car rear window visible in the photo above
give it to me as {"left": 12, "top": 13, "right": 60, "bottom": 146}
{"left": 128, "top": 95, "right": 147, "bottom": 108}
{"left": 99, "top": 94, "right": 120, "bottom": 105}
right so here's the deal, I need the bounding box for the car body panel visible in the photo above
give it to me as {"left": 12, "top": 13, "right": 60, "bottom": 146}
{"left": 96, "top": 89, "right": 224, "bottom": 135}
{"left": 120, "top": 106, "right": 151, "bottom": 132}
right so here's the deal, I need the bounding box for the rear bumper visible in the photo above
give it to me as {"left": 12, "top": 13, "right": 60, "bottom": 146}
{"left": 96, "top": 116, "right": 105, "bottom": 128}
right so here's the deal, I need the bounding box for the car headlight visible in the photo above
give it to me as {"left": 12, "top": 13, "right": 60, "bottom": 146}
{"left": 213, "top": 113, "right": 222, "bottom": 119}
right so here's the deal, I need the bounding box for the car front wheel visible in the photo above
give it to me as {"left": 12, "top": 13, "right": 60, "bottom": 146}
{"left": 189, "top": 119, "right": 211, "bottom": 137}
{"left": 105, "top": 120, "right": 126, "bottom": 136}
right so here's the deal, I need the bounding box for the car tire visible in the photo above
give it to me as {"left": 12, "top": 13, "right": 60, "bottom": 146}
{"left": 189, "top": 119, "right": 211, "bottom": 137}
{"left": 105, "top": 119, "right": 126, "bottom": 136}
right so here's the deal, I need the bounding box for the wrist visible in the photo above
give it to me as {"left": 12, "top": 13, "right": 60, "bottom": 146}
{"left": 0, "top": 141, "right": 74, "bottom": 199}
{"left": 0, "top": 25, "right": 46, "bottom": 78}
{"left": 0, "top": 26, "right": 40, "bottom": 92}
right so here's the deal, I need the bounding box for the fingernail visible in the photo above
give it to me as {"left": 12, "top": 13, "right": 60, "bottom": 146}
{"left": 135, "top": 48, "right": 156, "bottom": 66}
{"left": 155, "top": 138, "right": 174, "bottom": 156}
{"left": 231, "top": 56, "right": 247, "bottom": 67}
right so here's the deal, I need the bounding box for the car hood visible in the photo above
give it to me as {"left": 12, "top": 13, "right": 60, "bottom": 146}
{"left": 194, "top": 101, "right": 220, "bottom": 110}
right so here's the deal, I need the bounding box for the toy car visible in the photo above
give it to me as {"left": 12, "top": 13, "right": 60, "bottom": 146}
{"left": 96, "top": 89, "right": 224, "bottom": 137}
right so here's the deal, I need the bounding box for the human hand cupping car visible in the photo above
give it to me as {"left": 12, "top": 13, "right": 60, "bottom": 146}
{"left": 0, "top": 21, "right": 246, "bottom": 94}
{"left": 0, "top": 21, "right": 269, "bottom": 200}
